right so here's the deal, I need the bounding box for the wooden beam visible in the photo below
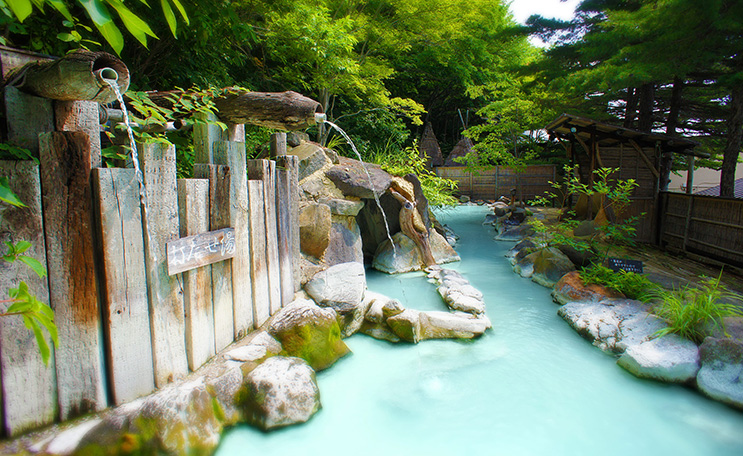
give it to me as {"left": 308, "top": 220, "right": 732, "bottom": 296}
{"left": 628, "top": 139, "right": 661, "bottom": 179}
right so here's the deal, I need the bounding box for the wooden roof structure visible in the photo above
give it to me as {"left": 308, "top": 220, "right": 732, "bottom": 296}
{"left": 419, "top": 122, "right": 444, "bottom": 169}
{"left": 545, "top": 113, "right": 700, "bottom": 157}
{"left": 444, "top": 137, "right": 475, "bottom": 167}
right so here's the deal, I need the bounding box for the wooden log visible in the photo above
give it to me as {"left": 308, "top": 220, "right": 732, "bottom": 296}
{"left": 264, "top": 161, "right": 282, "bottom": 315}
{"left": 274, "top": 160, "right": 294, "bottom": 306}
{"left": 213, "top": 141, "right": 253, "bottom": 337}
{"left": 247, "top": 180, "right": 271, "bottom": 326}
{"left": 0, "top": 161, "right": 56, "bottom": 436}
{"left": 177, "top": 179, "right": 216, "bottom": 371}
{"left": 276, "top": 155, "right": 301, "bottom": 292}
{"left": 3, "top": 87, "right": 54, "bottom": 157}
{"left": 194, "top": 164, "right": 234, "bottom": 351}
{"left": 138, "top": 142, "right": 188, "bottom": 386}
{"left": 39, "top": 132, "right": 106, "bottom": 419}
{"left": 55, "top": 100, "right": 101, "bottom": 168}
{"left": 92, "top": 168, "right": 154, "bottom": 405}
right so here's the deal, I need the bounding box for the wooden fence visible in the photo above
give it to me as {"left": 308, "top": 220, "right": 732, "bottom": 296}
{"left": 658, "top": 192, "right": 743, "bottom": 267}
{"left": 436, "top": 165, "right": 556, "bottom": 202}
{"left": 0, "top": 100, "right": 300, "bottom": 435}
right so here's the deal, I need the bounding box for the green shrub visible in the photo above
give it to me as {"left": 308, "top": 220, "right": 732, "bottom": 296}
{"left": 643, "top": 273, "right": 743, "bottom": 344}
{"left": 579, "top": 264, "right": 660, "bottom": 300}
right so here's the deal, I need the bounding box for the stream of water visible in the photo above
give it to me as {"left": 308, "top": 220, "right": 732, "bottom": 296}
{"left": 216, "top": 205, "right": 743, "bottom": 456}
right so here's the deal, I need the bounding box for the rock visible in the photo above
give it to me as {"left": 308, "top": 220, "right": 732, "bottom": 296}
{"left": 299, "top": 202, "right": 332, "bottom": 259}
{"left": 304, "top": 262, "right": 366, "bottom": 313}
{"left": 325, "top": 157, "right": 392, "bottom": 199}
{"left": 557, "top": 244, "right": 596, "bottom": 268}
{"left": 240, "top": 356, "right": 321, "bottom": 431}
{"left": 437, "top": 285, "right": 485, "bottom": 315}
{"left": 292, "top": 142, "right": 332, "bottom": 181}
{"left": 225, "top": 331, "right": 282, "bottom": 363}
{"left": 319, "top": 197, "right": 365, "bottom": 216}
{"left": 513, "top": 255, "right": 534, "bottom": 278}
{"left": 460, "top": 195, "right": 471, "bottom": 203}
{"left": 323, "top": 219, "right": 363, "bottom": 267}
{"left": 557, "top": 299, "right": 666, "bottom": 354}
{"left": 617, "top": 335, "right": 700, "bottom": 383}
{"left": 528, "top": 247, "right": 576, "bottom": 288}
{"left": 268, "top": 299, "right": 350, "bottom": 371}
{"left": 494, "top": 223, "right": 535, "bottom": 242}
{"left": 360, "top": 321, "right": 401, "bottom": 343}
{"left": 37, "top": 419, "right": 102, "bottom": 455}
{"left": 299, "top": 255, "right": 324, "bottom": 287}
{"left": 363, "top": 290, "right": 402, "bottom": 323}
{"left": 387, "top": 309, "right": 422, "bottom": 343}
{"left": 505, "top": 238, "right": 537, "bottom": 264}
{"left": 492, "top": 201, "right": 509, "bottom": 217}
{"left": 697, "top": 338, "right": 743, "bottom": 409}
{"left": 373, "top": 231, "right": 460, "bottom": 274}
{"left": 299, "top": 173, "right": 346, "bottom": 200}
{"left": 443, "top": 225, "right": 458, "bottom": 247}
{"left": 419, "top": 311, "right": 491, "bottom": 339}
{"left": 287, "top": 131, "right": 310, "bottom": 147}
{"left": 573, "top": 220, "right": 597, "bottom": 237}
{"left": 552, "top": 271, "right": 624, "bottom": 305}
{"left": 509, "top": 207, "right": 527, "bottom": 224}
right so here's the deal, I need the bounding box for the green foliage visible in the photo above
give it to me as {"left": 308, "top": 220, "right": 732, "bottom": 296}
{"left": 644, "top": 272, "right": 743, "bottom": 344}
{"left": 580, "top": 264, "right": 660, "bottom": 301}
{"left": 0, "top": 176, "right": 27, "bottom": 207}
{"left": 367, "top": 141, "right": 458, "bottom": 207}
{"left": 528, "top": 218, "right": 592, "bottom": 252}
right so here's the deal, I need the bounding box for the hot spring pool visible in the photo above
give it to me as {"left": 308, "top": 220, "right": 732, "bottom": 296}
{"left": 216, "top": 205, "right": 743, "bottom": 456}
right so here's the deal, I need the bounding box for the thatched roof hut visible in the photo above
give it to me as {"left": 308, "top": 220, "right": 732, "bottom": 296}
{"left": 419, "top": 122, "right": 443, "bottom": 169}
{"left": 444, "top": 137, "right": 475, "bottom": 167}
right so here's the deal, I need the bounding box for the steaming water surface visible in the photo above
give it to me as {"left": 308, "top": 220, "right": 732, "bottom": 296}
{"left": 216, "top": 205, "right": 743, "bottom": 456}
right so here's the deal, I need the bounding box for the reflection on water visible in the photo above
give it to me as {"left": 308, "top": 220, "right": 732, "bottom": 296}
{"left": 217, "top": 205, "right": 743, "bottom": 456}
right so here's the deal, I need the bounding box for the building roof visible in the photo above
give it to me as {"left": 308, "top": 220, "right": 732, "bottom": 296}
{"left": 694, "top": 178, "right": 743, "bottom": 199}
{"left": 545, "top": 113, "right": 702, "bottom": 156}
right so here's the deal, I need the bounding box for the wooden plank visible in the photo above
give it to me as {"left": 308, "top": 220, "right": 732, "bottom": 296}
{"left": 274, "top": 158, "right": 295, "bottom": 306}
{"left": 193, "top": 112, "right": 226, "bottom": 165}
{"left": 167, "top": 228, "right": 236, "bottom": 275}
{"left": 265, "top": 161, "right": 282, "bottom": 315}
{"left": 3, "top": 87, "right": 54, "bottom": 157}
{"left": 177, "top": 179, "right": 216, "bottom": 371}
{"left": 0, "top": 161, "right": 56, "bottom": 436}
{"left": 39, "top": 132, "right": 106, "bottom": 419}
{"left": 270, "top": 132, "right": 287, "bottom": 158}
{"left": 248, "top": 180, "right": 271, "bottom": 326}
{"left": 92, "top": 168, "right": 155, "bottom": 405}
{"left": 55, "top": 101, "right": 101, "bottom": 168}
{"left": 213, "top": 141, "right": 253, "bottom": 337}
{"left": 194, "top": 164, "right": 234, "bottom": 351}
{"left": 280, "top": 155, "right": 300, "bottom": 292}
{"left": 138, "top": 142, "right": 188, "bottom": 387}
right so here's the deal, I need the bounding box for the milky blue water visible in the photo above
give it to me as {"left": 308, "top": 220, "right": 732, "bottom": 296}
{"left": 216, "top": 205, "right": 743, "bottom": 456}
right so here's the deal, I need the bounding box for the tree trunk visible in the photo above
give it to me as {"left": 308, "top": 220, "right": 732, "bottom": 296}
{"left": 720, "top": 85, "right": 743, "bottom": 198}
{"left": 623, "top": 87, "right": 638, "bottom": 128}
{"left": 666, "top": 76, "right": 684, "bottom": 136}
{"left": 637, "top": 83, "right": 655, "bottom": 132}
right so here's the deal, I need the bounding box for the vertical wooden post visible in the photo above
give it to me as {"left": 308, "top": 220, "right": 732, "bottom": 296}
{"left": 685, "top": 155, "right": 695, "bottom": 194}
{"left": 247, "top": 180, "right": 271, "bottom": 326}
{"left": 93, "top": 168, "right": 155, "bottom": 405}
{"left": 213, "top": 141, "right": 253, "bottom": 337}
{"left": 270, "top": 132, "right": 287, "bottom": 158}
{"left": 279, "top": 155, "right": 301, "bottom": 291}
{"left": 265, "top": 161, "right": 281, "bottom": 315}
{"left": 194, "top": 164, "right": 234, "bottom": 351}
{"left": 55, "top": 101, "right": 101, "bottom": 168}
{"left": 0, "top": 161, "right": 56, "bottom": 436}
{"left": 275, "top": 156, "right": 295, "bottom": 306}
{"left": 3, "top": 87, "right": 54, "bottom": 157}
{"left": 683, "top": 194, "right": 694, "bottom": 252}
{"left": 193, "top": 112, "right": 227, "bottom": 164}
{"left": 39, "top": 132, "right": 106, "bottom": 419}
{"left": 139, "top": 142, "right": 188, "bottom": 387}
{"left": 177, "top": 179, "right": 216, "bottom": 370}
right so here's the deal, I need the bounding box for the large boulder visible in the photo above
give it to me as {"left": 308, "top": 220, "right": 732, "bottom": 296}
{"left": 359, "top": 291, "right": 403, "bottom": 342}
{"left": 239, "top": 356, "right": 321, "bottom": 431}
{"left": 319, "top": 197, "right": 365, "bottom": 217}
{"left": 323, "top": 218, "right": 363, "bottom": 267}
{"left": 494, "top": 223, "right": 535, "bottom": 242}
{"left": 505, "top": 238, "right": 537, "bottom": 265}
{"left": 617, "top": 335, "right": 700, "bottom": 383}
{"left": 372, "top": 231, "right": 460, "bottom": 274}
{"left": 529, "top": 247, "right": 576, "bottom": 288}
{"left": 268, "top": 299, "right": 350, "bottom": 371}
{"left": 696, "top": 338, "right": 743, "bottom": 409}
{"left": 557, "top": 299, "right": 666, "bottom": 354}
{"left": 552, "top": 271, "right": 624, "bottom": 305}
{"left": 299, "top": 202, "right": 332, "bottom": 259}
{"left": 386, "top": 309, "right": 491, "bottom": 343}
{"left": 304, "top": 262, "right": 366, "bottom": 313}
{"left": 292, "top": 142, "right": 333, "bottom": 181}
{"left": 325, "top": 157, "right": 392, "bottom": 199}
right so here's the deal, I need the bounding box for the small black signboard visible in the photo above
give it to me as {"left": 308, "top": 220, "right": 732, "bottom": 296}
{"left": 607, "top": 257, "right": 644, "bottom": 274}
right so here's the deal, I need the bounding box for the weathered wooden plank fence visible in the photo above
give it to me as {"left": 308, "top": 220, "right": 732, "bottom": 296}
{"left": 436, "top": 165, "right": 556, "bottom": 202}
{"left": 659, "top": 192, "right": 743, "bottom": 267}
{"left": 0, "top": 102, "right": 300, "bottom": 436}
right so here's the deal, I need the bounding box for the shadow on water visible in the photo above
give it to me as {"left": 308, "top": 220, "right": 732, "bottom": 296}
{"left": 216, "top": 205, "right": 743, "bottom": 456}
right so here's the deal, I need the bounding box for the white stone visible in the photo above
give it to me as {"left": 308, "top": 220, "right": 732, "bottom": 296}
{"left": 304, "top": 262, "right": 366, "bottom": 312}
{"left": 617, "top": 335, "right": 700, "bottom": 383}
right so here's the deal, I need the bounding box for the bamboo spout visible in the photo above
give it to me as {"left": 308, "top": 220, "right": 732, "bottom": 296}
{"left": 213, "top": 88, "right": 324, "bottom": 131}
{"left": 4, "top": 49, "right": 130, "bottom": 103}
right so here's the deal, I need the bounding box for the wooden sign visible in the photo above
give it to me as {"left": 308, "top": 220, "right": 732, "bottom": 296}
{"left": 607, "top": 257, "right": 644, "bottom": 274}
{"left": 167, "top": 227, "right": 236, "bottom": 275}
